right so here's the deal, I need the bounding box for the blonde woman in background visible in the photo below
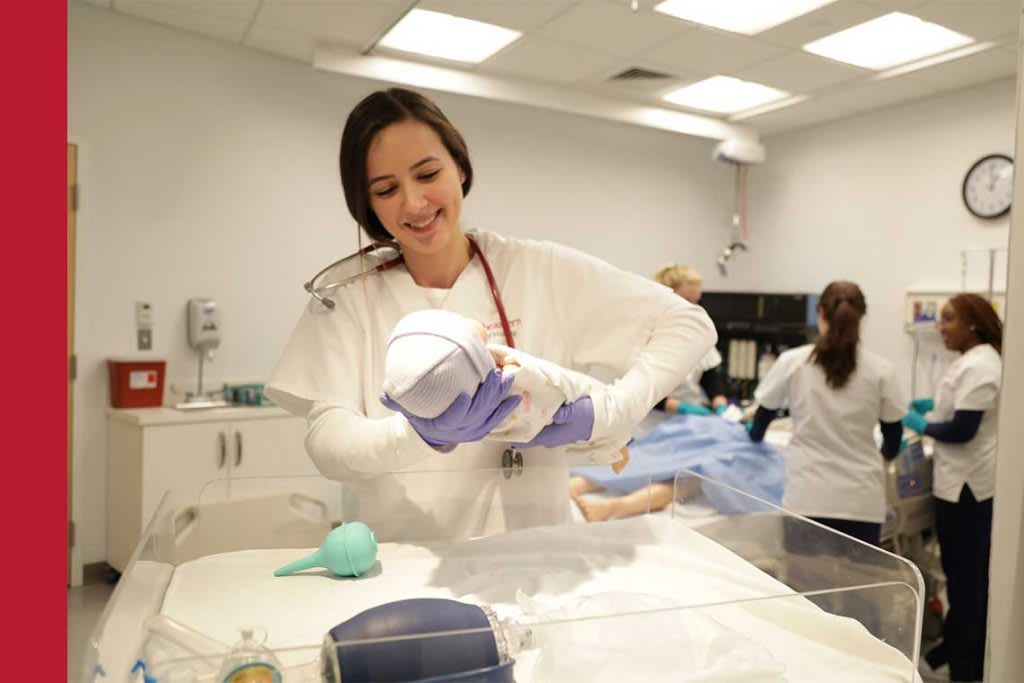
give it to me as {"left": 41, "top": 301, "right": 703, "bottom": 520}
{"left": 652, "top": 265, "right": 727, "bottom": 416}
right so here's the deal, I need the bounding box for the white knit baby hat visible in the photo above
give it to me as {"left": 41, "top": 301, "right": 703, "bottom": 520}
{"left": 383, "top": 309, "right": 495, "bottom": 419}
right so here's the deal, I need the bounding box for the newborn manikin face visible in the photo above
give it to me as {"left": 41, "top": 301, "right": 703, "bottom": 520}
{"left": 478, "top": 320, "right": 520, "bottom": 370}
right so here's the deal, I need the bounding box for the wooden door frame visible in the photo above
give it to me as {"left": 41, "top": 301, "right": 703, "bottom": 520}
{"left": 67, "top": 142, "right": 80, "bottom": 586}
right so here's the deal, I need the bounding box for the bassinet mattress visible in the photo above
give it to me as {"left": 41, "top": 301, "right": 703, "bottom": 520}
{"left": 161, "top": 515, "right": 917, "bottom": 682}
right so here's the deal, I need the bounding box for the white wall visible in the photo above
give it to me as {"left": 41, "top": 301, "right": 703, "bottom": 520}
{"left": 737, "top": 78, "right": 1015, "bottom": 400}
{"left": 68, "top": 3, "right": 734, "bottom": 568}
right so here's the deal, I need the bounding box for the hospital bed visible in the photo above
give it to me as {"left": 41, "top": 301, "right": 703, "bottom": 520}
{"left": 614, "top": 413, "right": 937, "bottom": 547}
{"left": 82, "top": 468, "right": 924, "bottom": 682}
{"left": 570, "top": 412, "right": 788, "bottom": 521}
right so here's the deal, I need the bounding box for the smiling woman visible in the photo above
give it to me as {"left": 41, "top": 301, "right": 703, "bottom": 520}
{"left": 364, "top": 121, "right": 468, "bottom": 286}
{"left": 264, "top": 87, "right": 717, "bottom": 541}
{"left": 339, "top": 90, "right": 475, "bottom": 289}
{"left": 903, "top": 293, "right": 1003, "bottom": 682}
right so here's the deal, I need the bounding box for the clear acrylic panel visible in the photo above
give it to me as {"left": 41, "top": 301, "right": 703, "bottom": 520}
{"left": 85, "top": 466, "right": 922, "bottom": 682}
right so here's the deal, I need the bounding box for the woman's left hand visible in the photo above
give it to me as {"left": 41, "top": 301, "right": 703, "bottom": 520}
{"left": 381, "top": 369, "right": 521, "bottom": 447}
{"left": 512, "top": 396, "right": 594, "bottom": 449}
{"left": 902, "top": 410, "right": 928, "bottom": 435}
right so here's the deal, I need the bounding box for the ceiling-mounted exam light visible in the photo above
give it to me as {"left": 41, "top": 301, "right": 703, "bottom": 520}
{"left": 712, "top": 139, "right": 765, "bottom": 276}
{"left": 713, "top": 138, "right": 766, "bottom": 165}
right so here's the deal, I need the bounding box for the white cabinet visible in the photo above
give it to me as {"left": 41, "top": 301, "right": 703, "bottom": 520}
{"left": 107, "top": 407, "right": 316, "bottom": 572}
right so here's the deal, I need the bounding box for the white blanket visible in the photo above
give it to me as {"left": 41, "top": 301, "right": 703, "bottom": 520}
{"left": 161, "top": 516, "right": 917, "bottom": 682}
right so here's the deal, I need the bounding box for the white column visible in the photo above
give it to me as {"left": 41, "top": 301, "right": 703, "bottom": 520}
{"left": 986, "top": 10, "right": 1024, "bottom": 680}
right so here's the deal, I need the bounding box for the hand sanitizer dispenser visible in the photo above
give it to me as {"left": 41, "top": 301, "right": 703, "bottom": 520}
{"left": 188, "top": 299, "right": 221, "bottom": 359}
{"left": 177, "top": 298, "right": 229, "bottom": 410}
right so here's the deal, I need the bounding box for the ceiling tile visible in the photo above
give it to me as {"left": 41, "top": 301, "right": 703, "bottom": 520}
{"left": 416, "top": 0, "right": 579, "bottom": 33}
{"left": 887, "top": 44, "right": 1017, "bottom": 92}
{"left": 593, "top": 0, "right": 664, "bottom": 10}
{"left": 477, "top": 37, "right": 622, "bottom": 84}
{"left": 734, "top": 50, "right": 867, "bottom": 92}
{"left": 587, "top": 79, "right": 693, "bottom": 101}
{"left": 748, "top": 68, "right": 974, "bottom": 134}
{"left": 810, "top": 74, "right": 937, "bottom": 117}
{"left": 743, "top": 99, "right": 839, "bottom": 135}
{"left": 861, "top": 0, "right": 935, "bottom": 9}
{"left": 244, "top": 23, "right": 316, "bottom": 63}
{"left": 112, "top": 1, "right": 254, "bottom": 41}
{"left": 577, "top": 58, "right": 705, "bottom": 98}
{"left": 254, "top": 1, "right": 410, "bottom": 52}
{"left": 634, "top": 28, "right": 789, "bottom": 76}
{"left": 114, "top": 0, "right": 261, "bottom": 22}
{"left": 756, "top": 0, "right": 886, "bottom": 49}
{"left": 533, "top": 0, "right": 687, "bottom": 58}
{"left": 909, "top": 1, "right": 1022, "bottom": 41}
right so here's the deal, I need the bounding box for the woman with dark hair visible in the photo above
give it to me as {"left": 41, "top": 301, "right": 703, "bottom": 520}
{"left": 904, "top": 293, "right": 1001, "bottom": 683}
{"left": 265, "top": 88, "right": 716, "bottom": 539}
{"left": 747, "top": 281, "right": 906, "bottom": 545}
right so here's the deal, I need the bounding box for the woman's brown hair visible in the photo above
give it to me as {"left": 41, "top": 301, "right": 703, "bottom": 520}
{"left": 810, "top": 281, "right": 866, "bottom": 389}
{"left": 339, "top": 88, "right": 473, "bottom": 241}
{"left": 948, "top": 293, "right": 1003, "bottom": 354}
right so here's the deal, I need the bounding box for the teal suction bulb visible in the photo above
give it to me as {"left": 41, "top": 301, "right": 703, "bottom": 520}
{"left": 274, "top": 522, "right": 378, "bottom": 578}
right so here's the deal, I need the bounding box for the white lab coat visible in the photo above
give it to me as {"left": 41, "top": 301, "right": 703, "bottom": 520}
{"left": 266, "top": 231, "right": 716, "bottom": 540}
{"left": 671, "top": 347, "right": 723, "bottom": 405}
{"left": 754, "top": 344, "right": 906, "bottom": 523}
{"left": 928, "top": 343, "right": 1001, "bottom": 503}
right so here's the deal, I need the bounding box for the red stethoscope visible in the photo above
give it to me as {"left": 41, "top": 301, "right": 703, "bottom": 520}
{"left": 304, "top": 233, "right": 515, "bottom": 348}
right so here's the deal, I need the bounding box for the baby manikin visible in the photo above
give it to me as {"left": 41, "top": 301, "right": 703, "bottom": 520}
{"left": 382, "top": 309, "right": 629, "bottom": 471}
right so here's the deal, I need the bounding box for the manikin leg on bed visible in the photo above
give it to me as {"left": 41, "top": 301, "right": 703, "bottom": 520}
{"left": 572, "top": 479, "right": 702, "bottom": 522}
{"left": 569, "top": 476, "right": 604, "bottom": 498}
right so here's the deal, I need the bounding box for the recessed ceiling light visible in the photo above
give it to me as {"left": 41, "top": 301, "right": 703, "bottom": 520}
{"left": 377, "top": 8, "right": 521, "bottom": 64}
{"left": 663, "top": 76, "right": 790, "bottom": 114}
{"left": 730, "top": 95, "right": 809, "bottom": 121}
{"left": 653, "top": 0, "right": 837, "bottom": 35}
{"left": 803, "top": 12, "right": 974, "bottom": 70}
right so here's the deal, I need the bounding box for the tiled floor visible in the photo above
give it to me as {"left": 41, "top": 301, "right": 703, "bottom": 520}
{"left": 68, "top": 583, "right": 114, "bottom": 682}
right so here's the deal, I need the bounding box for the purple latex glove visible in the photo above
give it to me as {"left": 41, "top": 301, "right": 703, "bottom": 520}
{"left": 380, "top": 368, "right": 522, "bottom": 448}
{"left": 511, "top": 396, "right": 595, "bottom": 449}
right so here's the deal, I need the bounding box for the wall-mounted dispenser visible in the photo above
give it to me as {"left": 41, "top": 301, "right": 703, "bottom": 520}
{"left": 176, "top": 298, "right": 230, "bottom": 410}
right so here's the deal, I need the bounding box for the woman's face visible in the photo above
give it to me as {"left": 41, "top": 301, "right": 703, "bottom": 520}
{"left": 674, "top": 281, "right": 702, "bottom": 305}
{"left": 366, "top": 119, "right": 465, "bottom": 259}
{"left": 938, "top": 302, "right": 974, "bottom": 352}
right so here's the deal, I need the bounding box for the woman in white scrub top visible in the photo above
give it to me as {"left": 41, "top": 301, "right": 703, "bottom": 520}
{"left": 748, "top": 281, "right": 906, "bottom": 546}
{"left": 903, "top": 294, "right": 1002, "bottom": 683}
{"left": 650, "top": 264, "right": 727, "bottom": 416}
{"left": 265, "top": 88, "right": 717, "bottom": 541}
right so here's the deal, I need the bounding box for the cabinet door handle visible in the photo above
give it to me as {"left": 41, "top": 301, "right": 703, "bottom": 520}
{"left": 218, "top": 432, "right": 226, "bottom": 469}
{"left": 234, "top": 430, "right": 243, "bottom": 467}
